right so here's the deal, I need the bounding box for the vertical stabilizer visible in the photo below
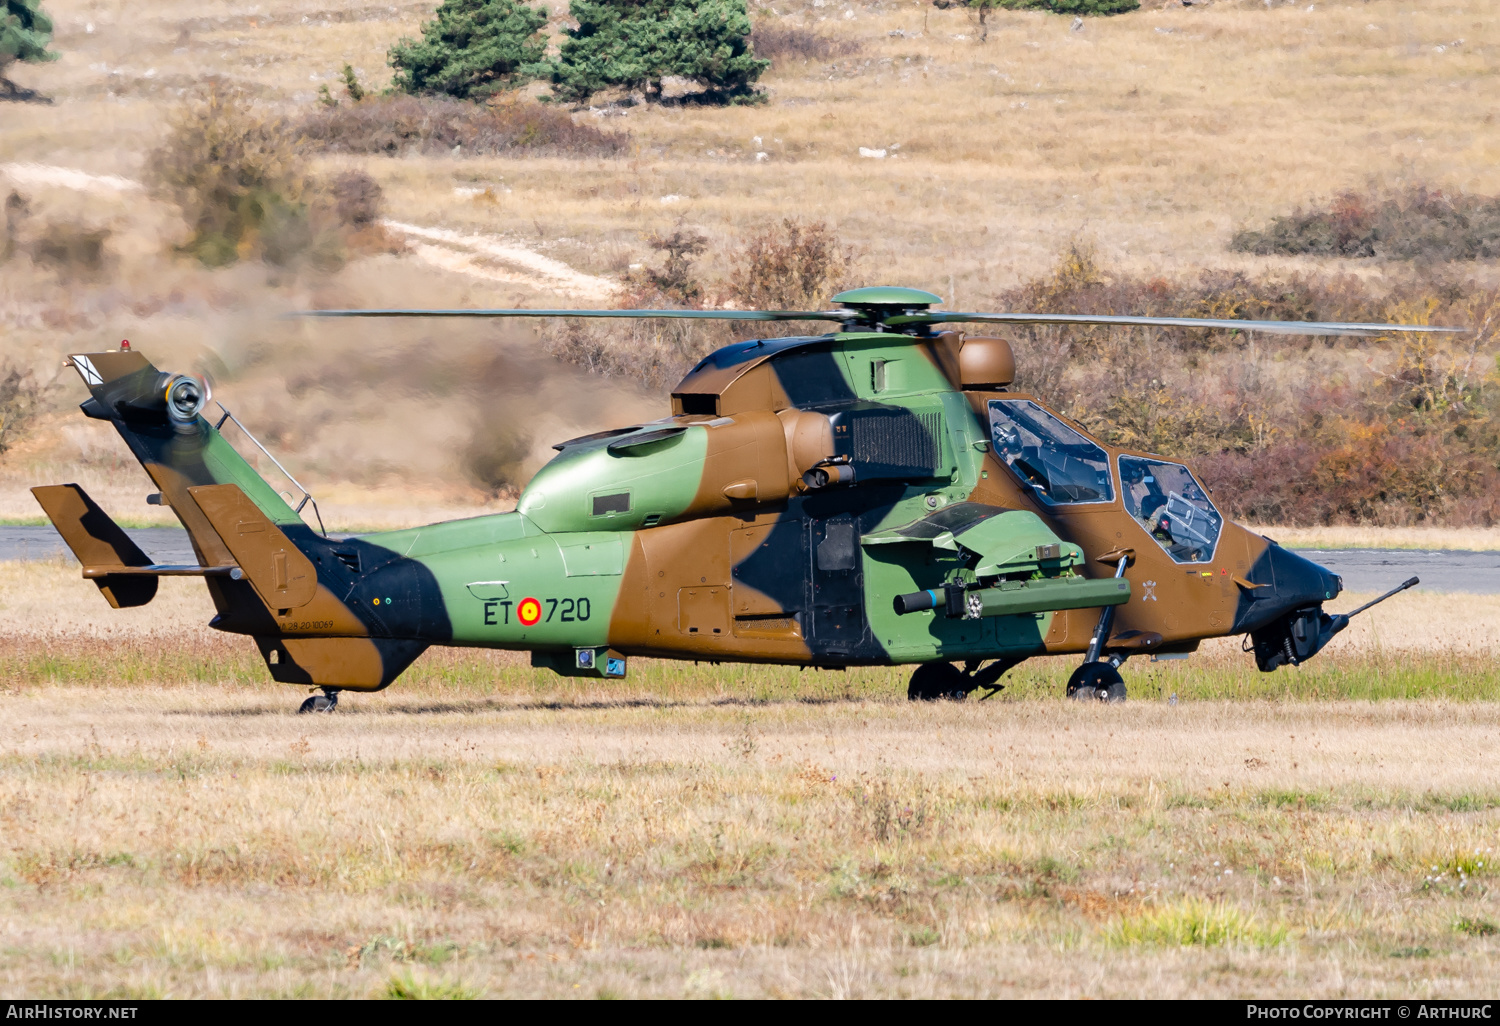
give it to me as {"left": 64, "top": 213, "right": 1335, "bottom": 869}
{"left": 66, "top": 349, "right": 308, "bottom": 568}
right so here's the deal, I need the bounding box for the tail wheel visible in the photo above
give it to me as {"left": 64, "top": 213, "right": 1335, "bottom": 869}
{"left": 298, "top": 689, "right": 340, "bottom": 714}
{"left": 1066, "top": 663, "right": 1126, "bottom": 703}
{"left": 907, "top": 662, "right": 968, "bottom": 702}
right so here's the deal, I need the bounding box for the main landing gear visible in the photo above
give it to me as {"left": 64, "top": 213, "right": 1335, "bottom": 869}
{"left": 907, "top": 658, "right": 1019, "bottom": 701}
{"left": 298, "top": 688, "right": 340, "bottom": 714}
{"left": 1066, "top": 662, "right": 1126, "bottom": 703}
{"left": 1068, "top": 548, "right": 1132, "bottom": 704}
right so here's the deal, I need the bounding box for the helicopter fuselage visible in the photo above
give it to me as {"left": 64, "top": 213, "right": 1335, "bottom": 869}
{"left": 37, "top": 333, "right": 1343, "bottom": 693}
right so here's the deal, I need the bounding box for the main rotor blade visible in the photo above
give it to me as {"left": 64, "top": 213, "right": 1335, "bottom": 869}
{"left": 893, "top": 312, "right": 1469, "bottom": 337}
{"left": 286, "top": 308, "right": 851, "bottom": 322}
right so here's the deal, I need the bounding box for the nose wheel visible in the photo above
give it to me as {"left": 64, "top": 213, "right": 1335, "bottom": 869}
{"left": 298, "top": 688, "right": 340, "bottom": 714}
{"left": 1066, "top": 663, "right": 1126, "bottom": 703}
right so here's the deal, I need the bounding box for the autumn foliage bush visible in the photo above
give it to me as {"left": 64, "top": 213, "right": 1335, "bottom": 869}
{"left": 147, "top": 86, "right": 399, "bottom": 270}
{"left": 299, "top": 93, "right": 627, "bottom": 157}
{"left": 1231, "top": 186, "right": 1500, "bottom": 262}
{"left": 543, "top": 217, "right": 856, "bottom": 390}
{"left": 1003, "top": 244, "right": 1500, "bottom": 527}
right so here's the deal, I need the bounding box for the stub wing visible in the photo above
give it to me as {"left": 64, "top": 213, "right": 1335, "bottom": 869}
{"left": 861, "top": 502, "right": 1083, "bottom": 576}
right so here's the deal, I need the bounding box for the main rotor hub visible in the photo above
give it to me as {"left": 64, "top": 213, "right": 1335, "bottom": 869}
{"left": 832, "top": 286, "right": 942, "bottom": 333}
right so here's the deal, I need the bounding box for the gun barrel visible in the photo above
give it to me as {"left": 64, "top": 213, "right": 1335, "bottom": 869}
{"left": 1344, "top": 576, "right": 1420, "bottom": 619}
{"left": 893, "top": 589, "right": 944, "bottom": 615}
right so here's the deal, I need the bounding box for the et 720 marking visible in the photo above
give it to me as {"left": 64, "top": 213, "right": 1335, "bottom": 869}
{"left": 483, "top": 597, "right": 591, "bottom": 626}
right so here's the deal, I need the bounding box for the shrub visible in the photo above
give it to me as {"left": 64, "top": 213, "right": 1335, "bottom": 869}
{"left": 549, "top": 223, "right": 719, "bottom": 390}
{"left": 1232, "top": 187, "right": 1500, "bottom": 262}
{"left": 330, "top": 171, "right": 382, "bottom": 228}
{"left": 622, "top": 223, "right": 710, "bottom": 306}
{"left": 148, "top": 86, "right": 381, "bottom": 270}
{"left": 0, "top": 362, "right": 50, "bottom": 456}
{"left": 27, "top": 220, "right": 110, "bottom": 274}
{"left": 545, "top": 218, "right": 857, "bottom": 389}
{"left": 2, "top": 189, "right": 25, "bottom": 260}
{"left": 389, "top": 0, "right": 549, "bottom": 100}
{"left": 0, "top": 0, "right": 57, "bottom": 99}
{"left": 298, "top": 93, "right": 628, "bottom": 157}
{"left": 1455, "top": 916, "right": 1498, "bottom": 937}
{"left": 550, "top": 0, "right": 769, "bottom": 104}
{"left": 725, "top": 217, "right": 854, "bottom": 312}
{"left": 1011, "top": 0, "right": 1138, "bottom": 12}
{"left": 749, "top": 23, "right": 858, "bottom": 62}
{"left": 998, "top": 243, "right": 1500, "bottom": 527}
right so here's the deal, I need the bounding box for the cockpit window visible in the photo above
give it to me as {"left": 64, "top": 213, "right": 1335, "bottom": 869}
{"left": 988, "top": 399, "right": 1114, "bottom": 506}
{"left": 1119, "top": 456, "right": 1222, "bottom": 563}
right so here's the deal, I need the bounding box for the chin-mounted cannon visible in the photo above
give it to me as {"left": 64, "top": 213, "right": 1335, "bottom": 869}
{"left": 1249, "top": 576, "right": 1419, "bottom": 672}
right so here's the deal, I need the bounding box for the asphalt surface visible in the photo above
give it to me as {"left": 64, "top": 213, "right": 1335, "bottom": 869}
{"left": 2, "top": 525, "right": 201, "bottom": 566}
{"left": 4, "top": 525, "right": 1498, "bottom": 595}
{"left": 1292, "top": 548, "right": 1500, "bottom": 596}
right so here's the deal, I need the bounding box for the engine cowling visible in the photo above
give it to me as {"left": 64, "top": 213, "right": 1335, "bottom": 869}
{"left": 519, "top": 410, "right": 822, "bottom": 533}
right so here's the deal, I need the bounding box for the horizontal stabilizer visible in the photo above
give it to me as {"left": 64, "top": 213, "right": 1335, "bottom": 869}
{"left": 32, "top": 483, "right": 151, "bottom": 568}
{"left": 81, "top": 564, "right": 243, "bottom": 578}
{"left": 32, "top": 483, "right": 160, "bottom": 608}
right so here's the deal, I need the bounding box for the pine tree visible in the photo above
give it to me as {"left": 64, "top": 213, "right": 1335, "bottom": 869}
{"left": 951, "top": 0, "right": 1137, "bottom": 39}
{"left": 389, "top": 0, "right": 549, "bottom": 100}
{"left": 550, "top": 0, "right": 767, "bottom": 104}
{"left": 0, "top": 0, "right": 58, "bottom": 100}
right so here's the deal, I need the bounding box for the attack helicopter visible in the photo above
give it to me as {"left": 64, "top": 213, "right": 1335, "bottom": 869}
{"left": 34, "top": 287, "right": 1451, "bottom": 711}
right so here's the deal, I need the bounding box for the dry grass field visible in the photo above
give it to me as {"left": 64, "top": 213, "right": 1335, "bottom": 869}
{"left": 2, "top": 562, "right": 1500, "bottom": 997}
{"left": 6, "top": 0, "right": 1497, "bottom": 283}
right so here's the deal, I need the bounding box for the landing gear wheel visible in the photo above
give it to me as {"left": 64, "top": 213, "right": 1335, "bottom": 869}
{"left": 1066, "top": 663, "right": 1126, "bottom": 703}
{"left": 298, "top": 689, "right": 340, "bottom": 714}
{"left": 908, "top": 662, "right": 969, "bottom": 702}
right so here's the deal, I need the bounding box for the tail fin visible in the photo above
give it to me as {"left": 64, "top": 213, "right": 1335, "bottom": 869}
{"left": 185, "top": 484, "right": 317, "bottom": 610}
{"left": 65, "top": 348, "right": 311, "bottom": 569}
{"left": 54, "top": 351, "right": 433, "bottom": 692}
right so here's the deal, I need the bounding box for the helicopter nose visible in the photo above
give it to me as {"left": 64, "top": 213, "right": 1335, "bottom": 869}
{"left": 1231, "top": 544, "right": 1343, "bottom": 634}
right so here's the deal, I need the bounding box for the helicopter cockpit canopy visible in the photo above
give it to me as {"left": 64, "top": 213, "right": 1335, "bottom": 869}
{"left": 1119, "top": 456, "right": 1223, "bottom": 563}
{"left": 988, "top": 399, "right": 1114, "bottom": 506}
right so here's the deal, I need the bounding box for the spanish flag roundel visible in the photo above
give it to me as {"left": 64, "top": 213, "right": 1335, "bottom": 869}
{"left": 518, "top": 597, "right": 542, "bottom": 626}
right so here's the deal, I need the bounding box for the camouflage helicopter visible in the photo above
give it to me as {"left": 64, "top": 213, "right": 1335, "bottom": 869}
{"left": 34, "top": 287, "right": 1448, "bottom": 712}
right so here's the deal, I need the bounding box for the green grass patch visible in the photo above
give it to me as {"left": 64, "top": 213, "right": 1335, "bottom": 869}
{"left": 1105, "top": 899, "right": 1287, "bottom": 949}
{"left": 998, "top": 653, "right": 1500, "bottom": 703}
{"left": 1454, "top": 917, "right": 1498, "bottom": 938}
{"left": 1255, "top": 789, "right": 1332, "bottom": 810}
{"left": 5, "top": 637, "right": 1500, "bottom": 705}
{"left": 382, "top": 973, "right": 479, "bottom": 999}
